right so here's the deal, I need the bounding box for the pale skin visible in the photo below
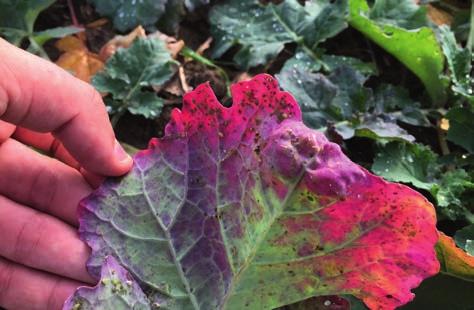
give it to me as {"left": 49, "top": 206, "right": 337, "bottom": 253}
{"left": 0, "top": 38, "right": 133, "bottom": 309}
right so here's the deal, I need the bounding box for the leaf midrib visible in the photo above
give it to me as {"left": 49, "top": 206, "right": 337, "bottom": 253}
{"left": 139, "top": 147, "right": 201, "bottom": 309}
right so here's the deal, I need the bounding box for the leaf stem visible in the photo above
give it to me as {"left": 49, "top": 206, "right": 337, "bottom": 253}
{"left": 28, "top": 36, "right": 49, "bottom": 59}
{"left": 67, "top": 0, "right": 80, "bottom": 27}
{"left": 269, "top": 5, "right": 319, "bottom": 62}
{"left": 465, "top": 210, "right": 474, "bottom": 224}
{"left": 468, "top": 0, "right": 474, "bottom": 53}
{"left": 180, "top": 46, "right": 231, "bottom": 96}
{"left": 436, "top": 119, "right": 450, "bottom": 157}
{"left": 111, "top": 110, "right": 126, "bottom": 128}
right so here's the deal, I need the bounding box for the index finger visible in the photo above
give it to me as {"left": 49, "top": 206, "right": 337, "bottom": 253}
{"left": 0, "top": 39, "right": 132, "bottom": 176}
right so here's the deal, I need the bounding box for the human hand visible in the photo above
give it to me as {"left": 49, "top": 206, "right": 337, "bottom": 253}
{"left": 0, "top": 39, "right": 133, "bottom": 309}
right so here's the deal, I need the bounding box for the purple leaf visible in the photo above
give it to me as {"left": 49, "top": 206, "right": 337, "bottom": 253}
{"left": 76, "top": 74, "right": 439, "bottom": 309}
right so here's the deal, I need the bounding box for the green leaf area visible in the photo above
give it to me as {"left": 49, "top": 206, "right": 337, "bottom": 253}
{"left": 209, "top": 0, "right": 348, "bottom": 69}
{"left": 88, "top": 0, "right": 209, "bottom": 33}
{"left": 348, "top": 0, "right": 446, "bottom": 104}
{"left": 92, "top": 37, "right": 178, "bottom": 125}
{"left": 438, "top": 26, "right": 473, "bottom": 105}
{"left": 0, "top": 0, "right": 82, "bottom": 56}
{"left": 372, "top": 141, "right": 474, "bottom": 221}
{"left": 277, "top": 53, "right": 428, "bottom": 142}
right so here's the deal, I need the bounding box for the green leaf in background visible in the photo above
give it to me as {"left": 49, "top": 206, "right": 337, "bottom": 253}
{"left": 88, "top": 0, "right": 168, "bottom": 32}
{"left": 432, "top": 169, "right": 474, "bottom": 221}
{"left": 349, "top": 0, "right": 446, "bottom": 104}
{"left": 451, "top": 8, "right": 470, "bottom": 43}
{"left": 277, "top": 59, "right": 417, "bottom": 142}
{"left": 92, "top": 37, "right": 178, "bottom": 126}
{"left": 0, "top": 0, "right": 82, "bottom": 56}
{"left": 372, "top": 84, "right": 430, "bottom": 127}
{"left": 0, "top": 0, "right": 55, "bottom": 43}
{"left": 446, "top": 107, "right": 474, "bottom": 153}
{"left": 209, "top": 0, "right": 348, "bottom": 69}
{"left": 33, "top": 25, "right": 85, "bottom": 45}
{"left": 277, "top": 61, "right": 370, "bottom": 129}
{"left": 455, "top": 224, "right": 474, "bottom": 256}
{"left": 372, "top": 141, "right": 474, "bottom": 221}
{"left": 372, "top": 142, "right": 438, "bottom": 190}
{"left": 320, "top": 53, "right": 377, "bottom": 76}
{"left": 438, "top": 26, "right": 473, "bottom": 105}
{"left": 184, "top": 0, "right": 209, "bottom": 11}
{"left": 368, "top": 0, "right": 429, "bottom": 29}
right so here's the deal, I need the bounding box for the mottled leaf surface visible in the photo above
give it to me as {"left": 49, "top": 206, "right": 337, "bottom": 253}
{"left": 209, "top": 0, "right": 347, "bottom": 69}
{"left": 92, "top": 37, "right": 178, "bottom": 120}
{"left": 64, "top": 256, "right": 150, "bottom": 310}
{"left": 79, "top": 75, "right": 439, "bottom": 310}
{"left": 436, "top": 233, "right": 474, "bottom": 282}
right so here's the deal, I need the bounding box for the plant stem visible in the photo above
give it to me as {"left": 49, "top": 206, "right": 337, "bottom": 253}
{"left": 111, "top": 110, "right": 126, "bottom": 128}
{"left": 465, "top": 210, "right": 474, "bottom": 224}
{"left": 437, "top": 120, "right": 450, "bottom": 156}
{"left": 468, "top": 1, "right": 474, "bottom": 53}
{"left": 67, "top": 0, "right": 80, "bottom": 27}
{"left": 28, "top": 36, "right": 49, "bottom": 60}
{"left": 180, "top": 46, "right": 231, "bottom": 96}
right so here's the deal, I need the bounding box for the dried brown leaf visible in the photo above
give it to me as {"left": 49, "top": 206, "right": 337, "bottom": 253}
{"left": 55, "top": 34, "right": 104, "bottom": 83}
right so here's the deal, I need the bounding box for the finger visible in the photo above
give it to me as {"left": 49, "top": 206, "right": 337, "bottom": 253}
{"left": 0, "top": 139, "right": 92, "bottom": 225}
{"left": 0, "top": 120, "right": 15, "bottom": 143}
{"left": 0, "top": 195, "right": 94, "bottom": 284}
{"left": 0, "top": 256, "right": 85, "bottom": 310}
{"left": 13, "top": 127, "right": 80, "bottom": 168}
{"left": 0, "top": 38, "right": 132, "bottom": 176}
{"left": 79, "top": 167, "right": 106, "bottom": 189}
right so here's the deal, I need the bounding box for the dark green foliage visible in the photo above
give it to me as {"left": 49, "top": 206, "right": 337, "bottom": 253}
{"left": 92, "top": 38, "right": 178, "bottom": 124}
{"left": 0, "top": 0, "right": 81, "bottom": 56}
{"left": 209, "top": 0, "right": 348, "bottom": 69}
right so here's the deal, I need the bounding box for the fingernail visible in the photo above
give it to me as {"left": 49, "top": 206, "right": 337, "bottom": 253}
{"left": 114, "top": 140, "right": 132, "bottom": 163}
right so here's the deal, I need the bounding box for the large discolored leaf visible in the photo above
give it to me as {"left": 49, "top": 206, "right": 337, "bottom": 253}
{"left": 64, "top": 256, "right": 150, "bottom": 309}
{"left": 349, "top": 0, "right": 445, "bottom": 104}
{"left": 436, "top": 233, "right": 474, "bottom": 282}
{"left": 76, "top": 75, "right": 439, "bottom": 309}
{"left": 209, "top": 0, "right": 348, "bottom": 69}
